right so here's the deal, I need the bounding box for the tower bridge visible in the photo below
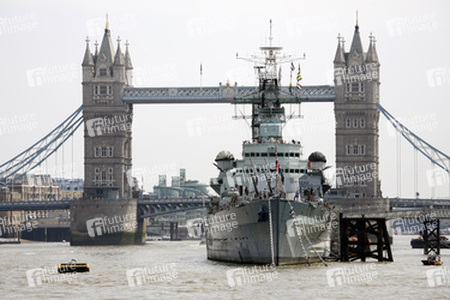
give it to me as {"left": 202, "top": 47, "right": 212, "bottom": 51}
{"left": 0, "top": 19, "right": 449, "bottom": 246}
{"left": 0, "top": 198, "right": 209, "bottom": 219}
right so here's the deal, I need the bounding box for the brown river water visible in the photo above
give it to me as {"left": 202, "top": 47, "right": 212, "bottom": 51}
{"left": 1, "top": 236, "right": 449, "bottom": 299}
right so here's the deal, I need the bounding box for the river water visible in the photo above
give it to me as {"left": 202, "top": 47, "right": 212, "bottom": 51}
{"left": 1, "top": 236, "right": 449, "bottom": 299}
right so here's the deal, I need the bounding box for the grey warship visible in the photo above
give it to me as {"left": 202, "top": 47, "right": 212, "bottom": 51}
{"left": 206, "top": 24, "right": 334, "bottom": 266}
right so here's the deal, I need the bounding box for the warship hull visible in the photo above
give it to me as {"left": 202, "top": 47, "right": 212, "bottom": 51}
{"left": 206, "top": 198, "right": 332, "bottom": 265}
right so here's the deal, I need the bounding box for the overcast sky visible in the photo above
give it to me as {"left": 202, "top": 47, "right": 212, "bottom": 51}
{"left": 0, "top": 0, "right": 449, "bottom": 199}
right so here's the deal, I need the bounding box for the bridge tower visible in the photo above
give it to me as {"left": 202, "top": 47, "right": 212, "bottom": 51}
{"left": 82, "top": 22, "right": 133, "bottom": 199}
{"left": 333, "top": 20, "right": 381, "bottom": 198}
{"left": 71, "top": 20, "right": 143, "bottom": 245}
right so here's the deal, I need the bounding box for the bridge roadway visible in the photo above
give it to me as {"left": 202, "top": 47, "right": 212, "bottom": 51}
{"left": 389, "top": 197, "right": 450, "bottom": 208}
{"left": 326, "top": 197, "right": 450, "bottom": 219}
{"left": 0, "top": 200, "right": 71, "bottom": 211}
{"left": 2, "top": 197, "right": 450, "bottom": 220}
{"left": 0, "top": 198, "right": 210, "bottom": 219}
{"left": 340, "top": 207, "right": 450, "bottom": 220}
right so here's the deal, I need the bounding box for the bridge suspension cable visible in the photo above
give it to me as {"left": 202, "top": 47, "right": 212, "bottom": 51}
{"left": 0, "top": 106, "right": 83, "bottom": 189}
{"left": 378, "top": 103, "right": 449, "bottom": 174}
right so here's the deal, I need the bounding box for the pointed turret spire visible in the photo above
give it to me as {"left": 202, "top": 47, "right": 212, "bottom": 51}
{"left": 349, "top": 23, "right": 364, "bottom": 57}
{"left": 97, "top": 16, "right": 115, "bottom": 67}
{"left": 348, "top": 11, "right": 364, "bottom": 64}
{"left": 125, "top": 40, "right": 133, "bottom": 69}
{"left": 366, "top": 33, "right": 379, "bottom": 63}
{"left": 114, "top": 36, "right": 125, "bottom": 65}
{"left": 334, "top": 33, "right": 346, "bottom": 64}
{"left": 82, "top": 37, "right": 94, "bottom": 66}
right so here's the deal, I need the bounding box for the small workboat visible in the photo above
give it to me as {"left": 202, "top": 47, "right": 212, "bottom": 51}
{"left": 422, "top": 260, "right": 443, "bottom": 266}
{"left": 422, "top": 251, "right": 443, "bottom": 266}
{"left": 58, "top": 259, "right": 90, "bottom": 273}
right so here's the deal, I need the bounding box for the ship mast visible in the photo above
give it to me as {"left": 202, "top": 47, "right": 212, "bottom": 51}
{"left": 236, "top": 20, "right": 304, "bottom": 142}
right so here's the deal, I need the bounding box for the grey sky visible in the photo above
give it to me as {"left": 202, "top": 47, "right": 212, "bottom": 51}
{"left": 0, "top": 0, "right": 449, "bottom": 199}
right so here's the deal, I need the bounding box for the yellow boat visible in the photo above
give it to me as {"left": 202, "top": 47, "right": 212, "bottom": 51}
{"left": 422, "top": 260, "right": 443, "bottom": 266}
{"left": 58, "top": 259, "right": 90, "bottom": 273}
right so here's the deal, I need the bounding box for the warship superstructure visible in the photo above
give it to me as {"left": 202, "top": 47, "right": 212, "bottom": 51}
{"left": 206, "top": 23, "right": 334, "bottom": 265}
